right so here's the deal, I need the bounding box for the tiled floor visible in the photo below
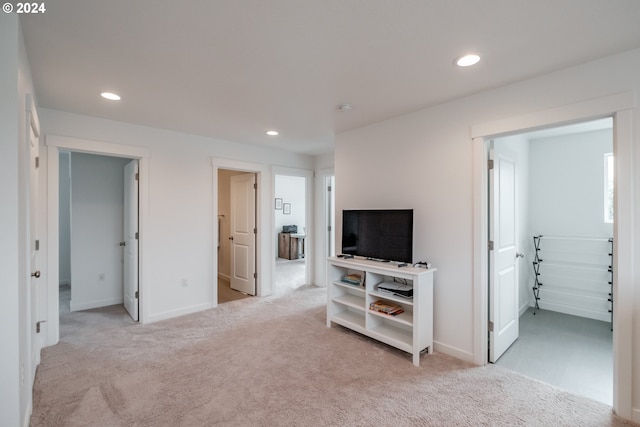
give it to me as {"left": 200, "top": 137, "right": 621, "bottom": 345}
{"left": 496, "top": 307, "right": 613, "bottom": 405}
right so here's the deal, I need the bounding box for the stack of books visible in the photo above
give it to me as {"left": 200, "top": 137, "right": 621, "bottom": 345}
{"left": 341, "top": 273, "right": 364, "bottom": 287}
{"left": 369, "top": 300, "right": 404, "bottom": 316}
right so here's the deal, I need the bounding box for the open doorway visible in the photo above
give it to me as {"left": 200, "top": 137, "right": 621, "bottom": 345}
{"left": 488, "top": 118, "right": 614, "bottom": 404}
{"left": 217, "top": 169, "right": 256, "bottom": 304}
{"left": 58, "top": 151, "right": 138, "bottom": 328}
{"left": 274, "top": 174, "right": 307, "bottom": 293}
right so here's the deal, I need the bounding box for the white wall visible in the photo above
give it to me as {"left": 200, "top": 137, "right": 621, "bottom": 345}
{"left": 40, "top": 108, "right": 314, "bottom": 324}
{"left": 275, "top": 174, "right": 306, "bottom": 236}
{"left": 335, "top": 48, "right": 640, "bottom": 419}
{"left": 58, "top": 152, "right": 71, "bottom": 285}
{"left": 529, "top": 129, "right": 613, "bottom": 237}
{"left": 70, "top": 153, "right": 130, "bottom": 311}
{"left": 0, "top": 14, "right": 23, "bottom": 427}
{"left": 0, "top": 14, "right": 41, "bottom": 427}
{"left": 525, "top": 129, "right": 613, "bottom": 321}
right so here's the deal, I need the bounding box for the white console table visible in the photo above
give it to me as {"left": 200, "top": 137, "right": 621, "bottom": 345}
{"left": 326, "top": 256, "right": 435, "bottom": 366}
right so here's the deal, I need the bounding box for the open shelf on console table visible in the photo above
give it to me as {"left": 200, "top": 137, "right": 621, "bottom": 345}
{"left": 326, "top": 256, "right": 436, "bottom": 366}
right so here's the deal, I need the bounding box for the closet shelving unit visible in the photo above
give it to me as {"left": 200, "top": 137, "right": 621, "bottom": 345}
{"left": 531, "top": 235, "right": 613, "bottom": 328}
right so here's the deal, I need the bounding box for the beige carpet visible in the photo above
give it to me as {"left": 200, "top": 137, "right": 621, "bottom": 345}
{"left": 32, "top": 285, "right": 637, "bottom": 427}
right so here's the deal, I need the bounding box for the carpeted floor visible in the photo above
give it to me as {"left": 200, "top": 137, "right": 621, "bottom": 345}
{"left": 31, "top": 285, "right": 637, "bottom": 426}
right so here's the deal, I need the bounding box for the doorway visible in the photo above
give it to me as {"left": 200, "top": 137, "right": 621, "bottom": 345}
{"left": 58, "top": 151, "right": 138, "bottom": 325}
{"left": 488, "top": 119, "right": 614, "bottom": 404}
{"left": 217, "top": 169, "right": 256, "bottom": 304}
{"left": 274, "top": 172, "right": 310, "bottom": 294}
{"left": 46, "top": 135, "right": 149, "bottom": 346}
{"left": 472, "top": 94, "right": 633, "bottom": 418}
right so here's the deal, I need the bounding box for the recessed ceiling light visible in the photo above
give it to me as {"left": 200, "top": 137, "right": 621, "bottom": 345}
{"left": 266, "top": 130, "right": 279, "bottom": 136}
{"left": 101, "top": 92, "right": 121, "bottom": 101}
{"left": 455, "top": 54, "right": 481, "bottom": 67}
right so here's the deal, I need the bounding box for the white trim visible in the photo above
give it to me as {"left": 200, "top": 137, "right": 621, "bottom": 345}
{"left": 45, "top": 135, "right": 151, "bottom": 347}
{"left": 148, "top": 302, "right": 212, "bottom": 323}
{"left": 471, "top": 92, "right": 634, "bottom": 138}
{"left": 272, "top": 166, "right": 314, "bottom": 287}
{"left": 472, "top": 137, "right": 489, "bottom": 366}
{"left": 433, "top": 341, "right": 474, "bottom": 363}
{"left": 316, "top": 167, "right": 335, "bottom": 287}
{"left": 212, "top": 158, "right": 271, "bottom": 304}
{"left": 472, "top": 94, "right": 634, "bottom": 420}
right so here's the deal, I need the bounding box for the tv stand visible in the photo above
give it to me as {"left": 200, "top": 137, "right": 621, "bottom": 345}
{"left": 326, "top": 256, "right": 436, "bottom": 366}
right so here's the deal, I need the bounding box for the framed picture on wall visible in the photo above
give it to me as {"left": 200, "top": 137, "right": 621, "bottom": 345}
{"left": 275, "top": 198, "right": 283, "bottom": 210}
{"left": 283, "top": 203, "right": 291, "bottom": 214}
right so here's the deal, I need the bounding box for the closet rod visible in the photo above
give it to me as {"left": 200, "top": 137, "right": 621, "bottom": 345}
{"left": 535, "top": 235, "right": 611, "bottom": 242}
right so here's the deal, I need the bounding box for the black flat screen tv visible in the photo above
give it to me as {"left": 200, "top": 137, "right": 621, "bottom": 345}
{"left": 341, "top": 209, "right": 413, "bottom": 263}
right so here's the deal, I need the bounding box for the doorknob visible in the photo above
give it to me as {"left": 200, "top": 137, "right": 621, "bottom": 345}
{"left": 31, "top": 270, "right": 40, "bottom": 278}
{"left": 516, "top": 252, "right": 525, "bottom": 258}
{"left": 119, "top": 241, "right": 126, "bottom": 247}
{"left": 229, "top": 236, "right": 234, "bottom": 241}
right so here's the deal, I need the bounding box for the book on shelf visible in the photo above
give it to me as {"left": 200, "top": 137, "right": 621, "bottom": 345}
{"left": 369, "top": 299, "right": 404, "bottom": 316}
{"left": 341, "top": 273, "right": 364, "bottom": 286}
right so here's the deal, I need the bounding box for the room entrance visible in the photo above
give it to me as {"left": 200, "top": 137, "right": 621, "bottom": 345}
{"left": 487, "top": 118, "right": 614, "bottom": 404}
{"left": 216, "top": 169, "right": 256, "bottom": 304}
{"left": 58, "top": 151, "right": 139, "bottom": 323}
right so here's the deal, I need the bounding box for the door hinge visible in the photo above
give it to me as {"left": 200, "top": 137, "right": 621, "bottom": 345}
{"left": 36, "top": 320, "right": 46, "bottom": 333}
{"left": 488, "top": 240, "right": 494, "bottom": 251}
{"left": 254, "top": 228, "right": 257, "bottom": 234}
{"left": 135, "top": 291, "right": 139, "bottom": 299}
{"left": 135, "top": 232, "right": 139, "bottom": 240}
{"left": 327, "top": 185, "right": 332, "bottom": 192}
{"left": 35, "top": 240, "right": 39, "bottom": 251}
{"left": 135, "top": 172, "right": 139, "bottom": 181}
{"left": 488, "top": 321, "right": 494, "bottom": 332}
{"left": 35, "top": 157, "right": 40, "bottom": 168}
{"left": 253, "top": 272, "right": 257, "bottom": 279}
{"left": 253, "top": 183, "right": 257, "bottom": 189}
{"left": 488, "top": 159, "right": 494, "bottom": 170}
{"left": 328, "top": 225, "right": 332, "bottom": 232}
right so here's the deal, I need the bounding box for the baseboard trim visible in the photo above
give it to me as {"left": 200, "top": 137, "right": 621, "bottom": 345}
{"left": 148, "top": 302, "right": 212, "bottom": 323}
{"left": 218, "top": 273, "right": 231, "bottom": 281}
{"left": 632, "top": 407, "right": 640, "bottom": 423}
{"left": 433, "top": 341, "right": 474, "bottom": 364}
{"left": 23, "top": 399, "right": 32, "bottom": 427}
{"left": 70, "top": 297, "right": 123, "bottom": 312}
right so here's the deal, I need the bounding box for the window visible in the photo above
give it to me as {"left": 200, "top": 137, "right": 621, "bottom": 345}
{"left": 604, "top": 153, "right": 614, "bottom": 223}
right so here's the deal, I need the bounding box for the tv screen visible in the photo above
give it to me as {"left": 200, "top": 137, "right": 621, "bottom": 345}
{"left": 341, "top": 209, "right": 413, "bottom": 263}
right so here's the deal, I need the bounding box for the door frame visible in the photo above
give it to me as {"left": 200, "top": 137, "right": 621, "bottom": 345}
{"left": 315, "top": 168, "right": 335, "bottom": 287}
{"left": 272, "top": 166, "right": 313, "bottom": 288}
{"left": 212, "top": 158, "right": 268, "bottom": 304}
{"left": 471, "top": 92, "right": 634, "bottom": 418}
{"left": 46, "top": 135, "right": 150, "bottom": 346}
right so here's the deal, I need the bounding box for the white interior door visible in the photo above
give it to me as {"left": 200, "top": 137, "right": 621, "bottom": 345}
{"left": 230, "top": 173, "right": 256, "bottom": 295}
{"left": 29, "top": 121, "right": 41, "bottom": 379}
{"left": 123, "top": 160, "right": 139, "bottom": 321}
{"left": 489, "top": 149, "right": 519, "bottom": 362}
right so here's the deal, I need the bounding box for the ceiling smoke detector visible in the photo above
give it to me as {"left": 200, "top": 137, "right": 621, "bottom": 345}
{"left": 338, "top": 104, "right": 353, "bottom": 113}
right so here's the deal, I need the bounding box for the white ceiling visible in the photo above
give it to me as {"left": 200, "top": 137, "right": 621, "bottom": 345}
{"left": 20, "top": 1, "right": 640, "bottom": 155}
